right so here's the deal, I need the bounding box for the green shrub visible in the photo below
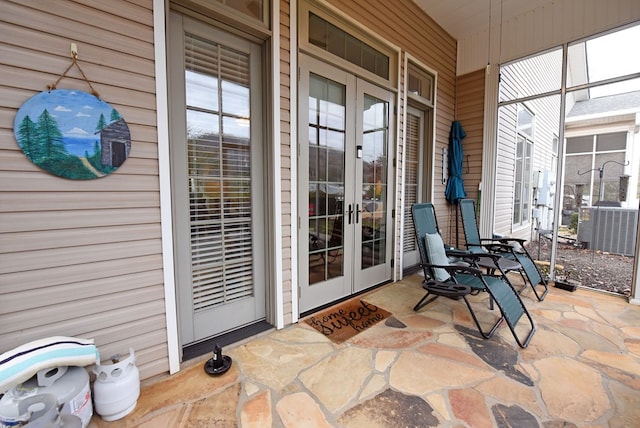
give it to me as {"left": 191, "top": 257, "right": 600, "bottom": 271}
{"left": 569, "top": 213, "right": 579, "bottom": 233}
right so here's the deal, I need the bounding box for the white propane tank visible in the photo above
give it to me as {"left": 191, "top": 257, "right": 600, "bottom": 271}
{"left": 92, "top": 348, "right": 140, "bottom": 422}
{"left": 0, "top": 366, "right": 92, "bottom": 428}
{"left": 18, "top": 394, "right": 82, "bottom": 428}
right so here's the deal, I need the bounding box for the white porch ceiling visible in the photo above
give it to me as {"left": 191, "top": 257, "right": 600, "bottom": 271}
{"left": 412, "top": 0, "right": 551, "bottom": 41}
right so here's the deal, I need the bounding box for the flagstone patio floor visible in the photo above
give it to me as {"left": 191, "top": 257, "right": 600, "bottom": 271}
{"left": 90, "top": 274, "right": 640, "bottom": 427}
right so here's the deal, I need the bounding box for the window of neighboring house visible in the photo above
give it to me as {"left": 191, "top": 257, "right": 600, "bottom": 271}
{"left": 565, "top": 131, "right": 627, "bottom": 204}
{"left": 513, "top": 104, "right": 534, "bottom": 226}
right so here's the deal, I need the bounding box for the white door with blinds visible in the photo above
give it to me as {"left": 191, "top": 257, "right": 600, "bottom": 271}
{"left": 169, "top": 13, "right": 266, "bottom": 345}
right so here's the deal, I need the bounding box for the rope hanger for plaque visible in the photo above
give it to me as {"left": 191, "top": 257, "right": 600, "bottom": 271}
{"left": 47, "top": 50, "right": 100, "bottom": 98}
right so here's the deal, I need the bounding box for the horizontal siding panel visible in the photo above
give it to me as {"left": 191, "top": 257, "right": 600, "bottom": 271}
{"left": 86, "top": 315, "right": 167, "bottom": 349}
{"left": 110, "top": 157, "right": 160, "bottom": 175}
{"left": 97, "top": 330, "right": 168, "bottom": 361}
{"left": 66, "top": 0, "right": 153, "bottom": 27}
{"left": 0, "top": 171, "right": 160, "bottom": 192}
{"left": 130, "top": 140, "right": 161, "bottom": 159}
{"left": 1, "top": 208, "right": 160, "bottom": 233}
{"left": 4, "top": 270, "right": 163, "bottom": 312}
{"left": 3, "top": 1, "right": 154, "bottom": 57}
{"left": 0, "top": 300, "right": 167, "bottom": 352}
{"left": 0, "top": 22, "right": 155, "bottom": 80}
{"left": 0, "top": 46, "right": 155, "bottom": 96}
{"left": 1, "top": 223, "right": 161, "bottom": 252}
{"left": 1, "top": 254, "right": 163, "bottom": 293}
{"left": 136, "top": 345, "right": 171, "bottom": 381}
{"left": 0, "top": 239, "right": 162, "bottom": 274}
{"left": 0, "top": 191, "right": 160, "bottom": 212}
{"left": 1, "top": 286, "right": 165, "bottom": 334}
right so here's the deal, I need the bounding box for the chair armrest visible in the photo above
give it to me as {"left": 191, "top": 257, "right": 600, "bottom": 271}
{"left": 497, "top": 237, "right": 526, "bottom": 245}
{"left": 421, "top": 261, "right": 484, "bottom": 277}
{"left": 468, "top": 242, "right": 516, "bottom": 254}
{"left": 445, "top": 248, "right": 472, "bottom": 257}
{"left": 483, "top": 243, "right": 519, "bottom": 253}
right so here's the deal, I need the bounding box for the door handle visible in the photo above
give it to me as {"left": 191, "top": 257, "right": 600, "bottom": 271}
{"left": 347, "top": 204, "right": 353, "bottom": 224}
{"left": 355, "top": 203, "right": 360, "bottom": 224}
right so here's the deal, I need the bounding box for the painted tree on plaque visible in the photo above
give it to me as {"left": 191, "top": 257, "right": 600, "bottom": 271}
{"left": 95, "top": 113, "right": 107, "bottom": 132}
{"left": 36, "top": 109, "right": 67, "bottom": 160}
{"left": 16, "top": 115, "right": 39, "bottom": 161}
{"left": 110, "top": 108, "right": 122, "bottom": 121}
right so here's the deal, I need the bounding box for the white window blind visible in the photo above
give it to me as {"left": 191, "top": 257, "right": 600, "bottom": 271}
{"left": 403, "top": 113, "right": 419, "bottom": 252}
{"left": 185, "top": 33, "right": 254, "bottom": 311}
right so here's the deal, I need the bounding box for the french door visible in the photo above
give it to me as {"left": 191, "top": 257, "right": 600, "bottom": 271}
{"left": 169, "top": 13, "right": 266, "bottom": 345}
{"left": 298, "top": 56, "right": 394, "bottom": 312}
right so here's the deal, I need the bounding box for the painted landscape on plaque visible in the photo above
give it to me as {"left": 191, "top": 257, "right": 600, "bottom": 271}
{"left": 14, "top": 89, "right": 131, "bottom": 180}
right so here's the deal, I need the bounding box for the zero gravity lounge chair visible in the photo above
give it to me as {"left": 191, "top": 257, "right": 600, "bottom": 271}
{"left": 459, "top": 198, "right": 549, "bottom": 301}
{"left": 411, "top": 203, "right": 536, "bottom": 348}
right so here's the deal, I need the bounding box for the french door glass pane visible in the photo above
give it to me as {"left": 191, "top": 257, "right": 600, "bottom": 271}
{"left": 185, "top": 33, "right": 254, "bottom": 311}
{"left": 361, "top": 94, "right": 388, "bottom": 269}
{"left": 308, "top": 74, "right": 346, "bottom": 285}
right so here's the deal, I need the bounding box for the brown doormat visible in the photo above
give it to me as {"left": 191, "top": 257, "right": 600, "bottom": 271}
{"left": 304, "top": 299, "right": 392, "bottom": 343}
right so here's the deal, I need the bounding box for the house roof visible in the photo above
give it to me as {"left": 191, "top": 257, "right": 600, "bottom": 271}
{"left": 567, "top": 90, "right": 640, "bottom": 117}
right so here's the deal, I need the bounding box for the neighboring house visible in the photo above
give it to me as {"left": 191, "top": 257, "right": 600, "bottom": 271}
{"left": 2, "top": 0, "right": 639, "bottom": 382}
{"left": 564, "top": 90, "right": 640, "bottom": 211}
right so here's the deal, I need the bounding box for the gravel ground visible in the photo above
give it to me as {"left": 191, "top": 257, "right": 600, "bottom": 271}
{"left": 525, "top": 237, "right": 634, "bottom": 296}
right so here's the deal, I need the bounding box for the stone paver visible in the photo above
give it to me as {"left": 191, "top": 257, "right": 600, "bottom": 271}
{"left": 449, "top": 388, "right": 493, "bottom": 428}
{"left": 536, "top": 356, "right": 609, "bottom": 423}
{"left": 299, "top": 347, "right": 372, "bottom": 413}
{"left": 229, "top": 338, "right": 333, "bottom": 390}
{"left": 476, "top": 376, "right": 540, "bottom": 416}
{"left": 276, "top": 392, "right": 332, "bottom": 428}
{"left": 239, "top": 390, "right": 272, "bottom": 427}
{"left": 183, "top": 383, "right": 240, "bottom": 427}
{"left": 491, "top": 403, "right": 538, "bottom": 428}
{"left": 390, "top": 351, "right": 494, "bottom": 395}
{"left": 338, "top": 389, "right": 439, "bottom": 427}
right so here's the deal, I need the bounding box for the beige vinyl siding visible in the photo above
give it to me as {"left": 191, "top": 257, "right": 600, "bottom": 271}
{"left": 325, "top": 0, "right": 457, "bottom": 244}
{"left": 0, "top": 0, "right": 167, "bottom": 380}
{"left": 280, "top": 0, "right": 293, "bottom": 324}
{"left": 454, "top": 69, "right": 485, "bottom": 247}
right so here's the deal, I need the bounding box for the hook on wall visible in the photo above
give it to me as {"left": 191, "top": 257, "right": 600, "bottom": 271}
{"left": 466, "top": 154, "right": 470, "bottom": 174}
